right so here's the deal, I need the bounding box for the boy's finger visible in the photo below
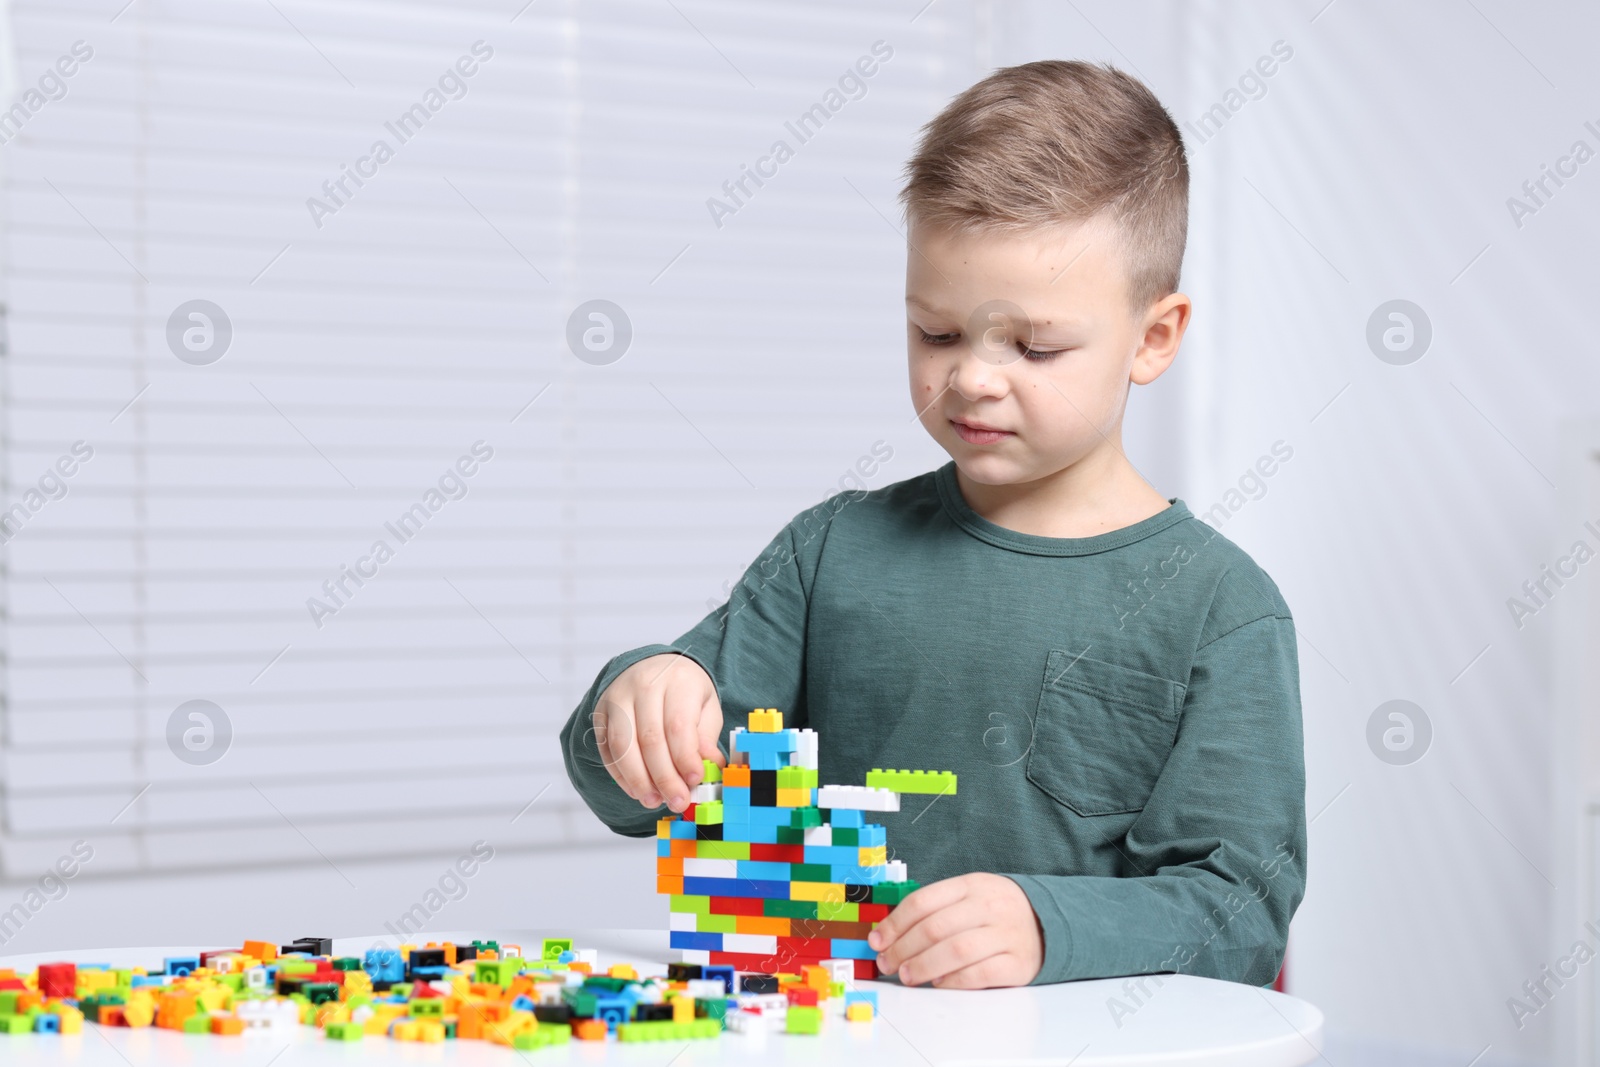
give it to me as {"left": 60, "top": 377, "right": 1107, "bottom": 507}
{"left": 663, "top": 688, "right": 706, "bottom": 790}
{"left": 929, "top": 953, "right": 1015, "bottom": 990}
{"left": 697, "top": 695, "right": 726, "bottom": 766}
{"left": 597, "top": 701, "right": 658, "bottom": 807}
{"left": 636, "top": 691, "right": 692, "bottom": 812}
{"left": 895, "top": 927, "right": 999, "bottom": 987}
{"left": 874, "top": 893, "right": 983, "bottom": 974}
{"left": 868, "top": 876, "right": 965, "bottom": 951}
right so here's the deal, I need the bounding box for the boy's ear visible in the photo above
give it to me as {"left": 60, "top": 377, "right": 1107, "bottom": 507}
{"left": 1130, "top": 292, "right": 1191, "bottom": 386}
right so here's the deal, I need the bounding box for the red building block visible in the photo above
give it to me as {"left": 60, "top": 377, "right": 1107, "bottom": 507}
{"left": 37, "top": 963, "right": 76, "bottom": 999}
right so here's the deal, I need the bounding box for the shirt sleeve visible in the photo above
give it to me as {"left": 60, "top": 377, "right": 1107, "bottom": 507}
{"left": 558, "top": 515, "right": 817, "bottom": 838}
{"left": 1003, "top": 614, "right": 1307, "bottom": 986}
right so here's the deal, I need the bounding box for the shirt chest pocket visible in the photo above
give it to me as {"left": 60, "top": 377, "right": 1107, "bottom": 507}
{"left": 1025, "top": 651, "right": 1186, "bottom": 817}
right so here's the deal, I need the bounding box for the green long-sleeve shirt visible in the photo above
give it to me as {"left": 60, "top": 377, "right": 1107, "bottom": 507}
{"left": 559, "top": 462, "right": 1307, "bottom": 987}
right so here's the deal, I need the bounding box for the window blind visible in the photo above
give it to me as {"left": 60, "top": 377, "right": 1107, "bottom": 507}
{"left": 0, "top": 0, "right": 977, "bottom": 878}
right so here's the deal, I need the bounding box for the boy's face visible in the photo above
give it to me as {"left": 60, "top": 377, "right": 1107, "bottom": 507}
{"left": 905, "top": 216, "right": 1183, "bottom": 490}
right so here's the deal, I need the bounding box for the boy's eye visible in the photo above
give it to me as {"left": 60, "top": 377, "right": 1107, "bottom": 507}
{"left": 918, "top": 328, "right": 1069, "bottom": 362}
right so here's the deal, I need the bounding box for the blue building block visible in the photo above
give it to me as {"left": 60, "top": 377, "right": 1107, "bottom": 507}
{"left": 803, "top": 845, "right": 863, "bottom": 865}
{"left": 832, "top": 864, "right": 889, "bottom": 885}
{"left": 845, "top": 990, "right": 879, "bottom": 1009}
{"left": 657, "top": 838, "right": 672, "bottom": 856}
{"left": 733, "top": 731, "right": 797, "bottom": 755}
{"left": 670, "top": 820, "right": 698, "bottom": 840}
{"left": 719, "top": 823, "right": 783, "bottom": 844}
{"left": 164, "top": 956, "right": 199, "bottom": 977}
{"left": 669, "top": 931, "right": 723, "bottom": 952}
{"left": 859, "top": 824, "right": 886, "bottom": 846}
{"left": 735, "top": 860, "right": 791, "bottom": 881}
{"left": 748, "top": 751, "right": 782, "bottom": 770}
{"left": 830, "top": 939, "right": 877, "bottom": 961}
{"left": 363, "top": 947, "right": 405, "bottom": 984}
{"left": 131, "top": 975, "right": 169, "bottom": 988}
{"left": 33, "top": 1014, "right": 60, "bottom": 1033}
{"left": 682, "top": 876, "right": 791, "bottom": 899}
{"left": 702, "top": 965, "right": 735, "bottom": 995}
{"left": 595, "top": 996, "right": 631, "bottom": 1031}
{"left": 830, "top": 809, "right": 863, "bottom": 828}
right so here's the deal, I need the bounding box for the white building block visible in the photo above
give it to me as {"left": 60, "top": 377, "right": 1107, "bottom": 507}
{"left": 822, "top": 959, "right": 855, "bottom": 988}
{"left": 689, "top": 782, "right": 722, "bottom": 804}
{"left": 727, "top": 727, "right": 748, "bottom": 765}
{"left": 670, "top": 912, "right": 699, "bottom": 932}
{"left": 686, "top": 979, "right": 725, "bottom": 998}
{"left": 722, "top": 934, "right": 778, "bottom": 955}
{"left": 803, "top": 826, "right": 833, "bottom": 846}
{"left": 679, "top": 949, "right": 711, "bottom": 965}
{"left": 683, "top": 857, "right": 739, "bottom": 878}
{"left": 886, "top": 859, "right": 907, "bottom": 883}
{"left": 817, "top": 785, "right": 900, "bottom": 812}
{"left": 796, "top": 728, "right": 818, "bottom": 769}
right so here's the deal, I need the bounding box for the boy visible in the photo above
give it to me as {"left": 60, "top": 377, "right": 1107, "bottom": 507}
{"left": 559, "top": 60, "right": 1305, "bottom": 990}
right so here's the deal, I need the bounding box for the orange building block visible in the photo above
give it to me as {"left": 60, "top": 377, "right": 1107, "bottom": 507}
{"left": 574, "top": 1019, "right": 608, "bottom": 1041}
{"left": 657, "top": 856, "right": 683, "bottom": 877}
{"left": 656, "top": 875, "right": 684, "bottom": 895}
{"left": 734, "top": 915, "right": 790, "bottom": 937}
{"left": 241, "top": 940, "right": 277, "bottom": 962}
{"left": 211, "top": 1015, "right": 245, "bottom": 1035}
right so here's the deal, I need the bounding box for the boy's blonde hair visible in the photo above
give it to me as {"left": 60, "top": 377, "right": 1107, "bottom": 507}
{"left": 898, "top": 59, "right": 1188, "bottom": 319}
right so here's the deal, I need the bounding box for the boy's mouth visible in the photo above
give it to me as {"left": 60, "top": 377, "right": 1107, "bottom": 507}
{"left": 950, "top": 419, "right": 1013, "bottom": 445}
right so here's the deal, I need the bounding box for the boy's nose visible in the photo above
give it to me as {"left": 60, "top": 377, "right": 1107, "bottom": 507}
{"left": 950, "top": 343, "right": 1007, "bottom": 400}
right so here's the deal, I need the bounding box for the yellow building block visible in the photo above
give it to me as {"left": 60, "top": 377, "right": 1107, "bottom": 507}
{"left": 775, "top": 788, "right": 810, "bottom": 808}
{"left": 859, "top": 846, "right": 887, "bottom": 866}
{"left": 657, "top": 817, "right": 675, "bottom": 839}
{"left": 789, "top": 881, "right": 845, "bottom": 903}
{"left": 608, "top": 964, "right": 637, "bottom": 980}
{"left": 749, "top": 708, "right": 783, "bottom": 733}
{"left": 846, "top": 1002, "right": 874, "bottom": 1021}
{"left": 672, "top": 995, "right": 694, "bottom": 1023}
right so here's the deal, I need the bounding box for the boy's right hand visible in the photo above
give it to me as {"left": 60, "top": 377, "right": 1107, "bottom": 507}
{"left": 593, "top": 653, "right": 725, "bottom": 814}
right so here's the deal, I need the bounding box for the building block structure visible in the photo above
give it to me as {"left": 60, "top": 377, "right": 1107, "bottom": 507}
{"left": 656, "top": 708, "right": 955, "bottom": 983}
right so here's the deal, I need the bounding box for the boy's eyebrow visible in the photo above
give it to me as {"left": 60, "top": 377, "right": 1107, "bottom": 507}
{"left": 905, "top": 294, "right": 1089, "bottom": 332}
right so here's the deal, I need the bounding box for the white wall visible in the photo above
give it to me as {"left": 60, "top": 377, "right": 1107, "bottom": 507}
{"left": 989, "top": 1, "right": 1600, "bottom": 1063}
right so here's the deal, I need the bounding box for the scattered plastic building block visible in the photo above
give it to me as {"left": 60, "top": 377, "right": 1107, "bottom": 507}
{"left": 864, "top": 769, "right": 958, "bottom": 795}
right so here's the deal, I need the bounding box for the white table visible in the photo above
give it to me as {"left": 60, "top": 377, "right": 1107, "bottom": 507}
{"left": 0, "top": 927, "right": 1324, "bottom": 1065}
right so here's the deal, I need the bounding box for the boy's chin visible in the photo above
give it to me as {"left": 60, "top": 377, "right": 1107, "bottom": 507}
{"left": 949, "top": 452, "right": 1036, "bottom": 486}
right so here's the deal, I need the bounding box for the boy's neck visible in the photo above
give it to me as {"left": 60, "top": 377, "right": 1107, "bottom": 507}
{"left": 953, "top": 447, "right": 1171, "bottom": 539}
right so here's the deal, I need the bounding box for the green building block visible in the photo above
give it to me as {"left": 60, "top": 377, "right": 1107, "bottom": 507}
{"left": 513, "top": 1023, "right": 570, "bottom": 1049}
{"left": 872, "top": 880, "right": 920, "bottom": 905}
{"left": 699, "top": 912, "right": 737, "bottom": 934}
{"left": 775, "top": 826, "right": 806, "bottom": 844}
{"left": 763, "top": 898, "right": 818, "bottom": 919}
{"left": 325, "top": 1021, "right": 363, "bottom": 1041}
{"left": 832, "top": 827, "right": 859, "bottom": 845}
{"left": 694, "top": 801, "right": 723, "bottom": 825}
{"left": 793, "top": 863, "right": 832, "bottom": 882}
{"left": 777, "top": 767, "right": 818, "bottom": 790}
{"left": 303, "top": 982, "right": 341, "bottom": 1005}
{"left": 0, "top": 993, "right": 17, "bottom": 1014}
{"left": 474, "top": 959, "right": 523, "bottom": 987}
{"left": 786, "top": 1006, "right": 822, "bottom": 1034}
{"left": 332, "top": 957, "right": 363, "bottom": 971}
{"left": 670, "top": 894, "right": 711, "bottom": 914}
{"left": 278, "top": 959, "right": 317, "bottom": 974}
{"left": 410, "top": 999, "right": 444, "bottom": 1018}
{"left": 0, "top": 1015, "right": 33, "bottom": 1035}
{"left": 618, "top": 1019, "right": 721, "bottom": 1042}
{"left": 696, "top": 997, "right": 730, "bottom": 1023}
{"left": 864, "top": 768, "right": 957, "bottom": 794}
{"left": 701, "top": 759, "right": 722, "bottom": 784}
{"left": 817, "top": 900, "right": 859, "bottom": 922}
{"left": 540, "top": 938, "right": 573, "bottom": 963}
{"left": 695, "top": 841, "right": 750, "bottom": 861}
{"left": 182, "top": 1013, "right": 212, "bottom": 1034}
{"left": 789, "top": 807, "right": 822, "bottom": 829}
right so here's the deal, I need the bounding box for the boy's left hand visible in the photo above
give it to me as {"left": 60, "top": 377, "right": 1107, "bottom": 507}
{"left": 867, "top": 873, "right": 1044, "bottom": 988}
